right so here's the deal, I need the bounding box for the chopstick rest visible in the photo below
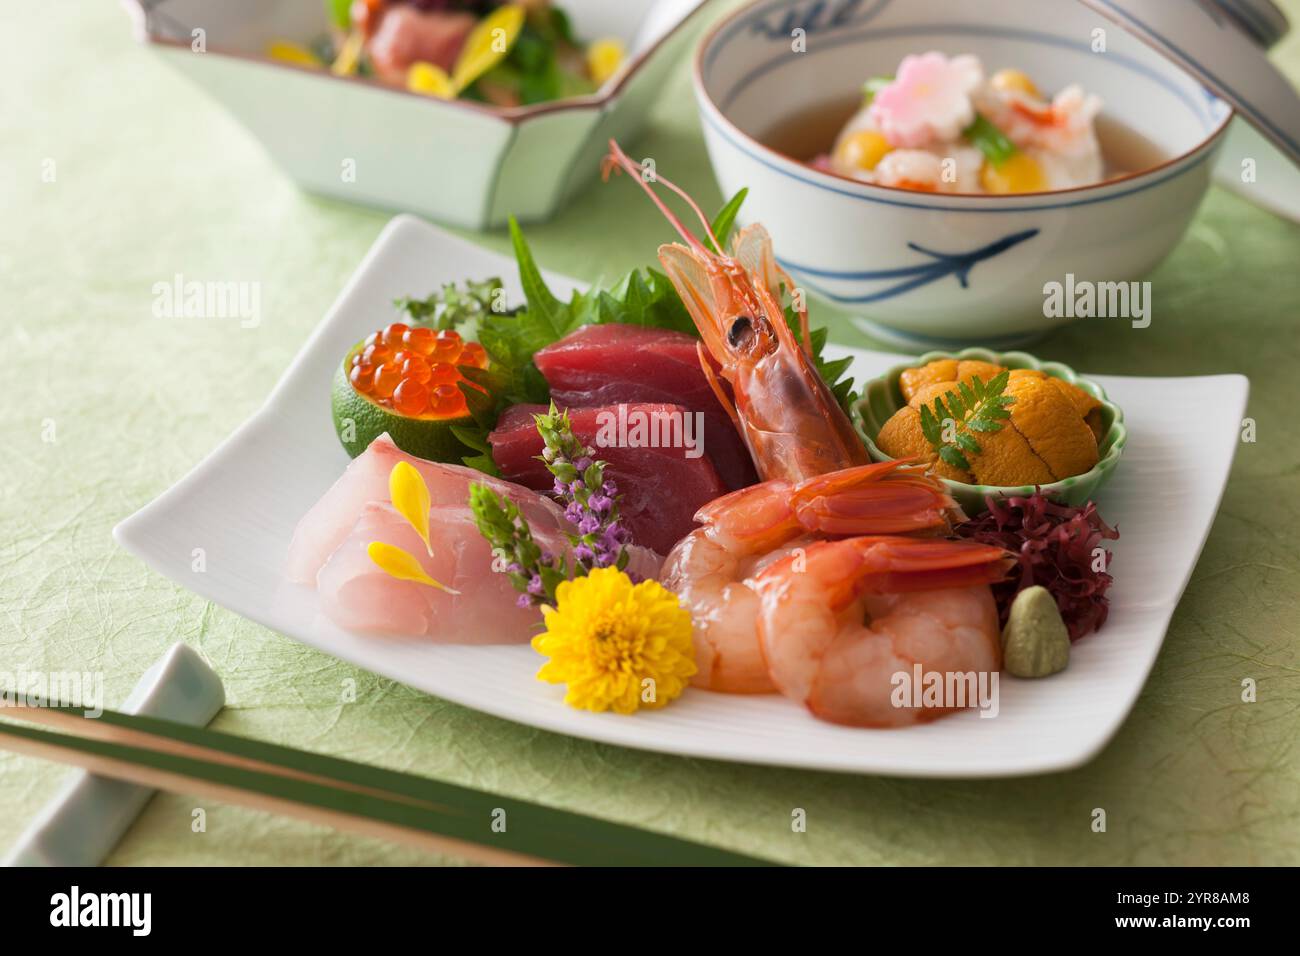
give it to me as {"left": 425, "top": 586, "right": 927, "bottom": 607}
{"left": 3, "top": 642, "right": 224, "bottom": 867}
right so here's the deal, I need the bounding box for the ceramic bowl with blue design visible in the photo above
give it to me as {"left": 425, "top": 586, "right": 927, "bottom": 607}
{"left": 693, "top": 0, "right": 1235, "bottom": 348}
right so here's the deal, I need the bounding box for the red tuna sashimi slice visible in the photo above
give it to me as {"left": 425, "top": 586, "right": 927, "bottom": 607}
{"left": 533, "top": 325, "right": 758, "bottom": 490}
{"left": 368, "top": 8, "right": 477, "bottom": 84}
{"left": 489, "top": 403, "right": 728, "bottom": 555}
{"left": 287, "top": 432, "right": 566, "bottom": 584}
{"left": 316, "top": 503, "right": 662, "bottom": 640}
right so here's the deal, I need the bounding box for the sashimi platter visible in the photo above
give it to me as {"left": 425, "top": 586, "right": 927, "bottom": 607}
{"left": 286, "top": 140, "right": 1129, "bottom": 732}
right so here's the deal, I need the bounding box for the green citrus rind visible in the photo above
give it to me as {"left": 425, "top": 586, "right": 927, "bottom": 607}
{"left": 330, "top": 349, "right": 475, "bottom": 462}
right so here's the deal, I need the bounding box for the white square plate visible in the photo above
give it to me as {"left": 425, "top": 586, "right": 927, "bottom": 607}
{"left": 115, "top": 215, "right": 1249, "bottom": 778}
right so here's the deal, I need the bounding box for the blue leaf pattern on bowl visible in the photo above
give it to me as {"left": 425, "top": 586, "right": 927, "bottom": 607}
{"left": 781, "top": 228, "right": 1040, "bottom": 303}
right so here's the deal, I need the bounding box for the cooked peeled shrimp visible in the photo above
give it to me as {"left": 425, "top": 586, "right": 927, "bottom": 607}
{"left": 662, "top": 461, "right": 959, "bottom": 692}
{"left": 976, "top": 82, "right": 1103, "bottom": 159}
{"left": 752, "top": 536, "right": 1013, "bottom": 726}
{"left": 662, "top": 532, "right": 806, "bottom": 693}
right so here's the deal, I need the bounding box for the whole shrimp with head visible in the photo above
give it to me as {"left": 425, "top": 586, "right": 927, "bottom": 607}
{"left": 602, "top": 140, "right": 869, "bottom": 483}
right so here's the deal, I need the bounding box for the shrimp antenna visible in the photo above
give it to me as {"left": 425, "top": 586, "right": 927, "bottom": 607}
{"left": 602, "top": 139, "right": 723, "bottom": 257}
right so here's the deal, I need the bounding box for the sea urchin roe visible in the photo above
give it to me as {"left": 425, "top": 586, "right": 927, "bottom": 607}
{"left": 346, "top": 323, "right": 485, "bottom": 420}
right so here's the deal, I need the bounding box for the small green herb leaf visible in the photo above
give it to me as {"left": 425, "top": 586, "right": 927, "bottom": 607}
{"left": 939, "top": 446, "right": 972, "bottom": 471}
{"left": 862, "top": 75, "right": 894, "bottom": 106}
{"left": 396, "top": 277, "right": 504, "bottom": 332}
{"left": 508, "top": 216, "right": 565, "bottom": 330}
{"left": 708, "top": 188, "right": 748, "bottom": 254}
{"left": 919, "top": 373, "right": 1016, "bottom": 470}
{"left": 919, "top": 404, "right": 941, "bottom": 447}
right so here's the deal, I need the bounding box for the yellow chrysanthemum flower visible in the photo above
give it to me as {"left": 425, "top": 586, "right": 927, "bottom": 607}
{"left": 532, "top": 568, "right": 695, "bottom": 714}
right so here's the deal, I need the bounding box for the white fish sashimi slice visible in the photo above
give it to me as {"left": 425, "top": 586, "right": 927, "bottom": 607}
{"left": 287, "top": 433, "right": 567, "bottom": 584}
{"left": 318, "top": 504, "right": 545, "bottom": 642}
{"left": 317, "top": 503, "right": 664, "bottom": 641}
{"left": 293, "top": 433, "right": 664, "bottom": 640}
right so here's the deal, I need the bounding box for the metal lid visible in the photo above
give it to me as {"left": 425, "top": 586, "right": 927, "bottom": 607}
{"left": 1078, "top": 0, "right": 1300, "bottom": 168}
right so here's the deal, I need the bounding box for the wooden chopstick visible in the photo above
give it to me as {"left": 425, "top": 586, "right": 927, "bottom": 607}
{"left": 0, "top": 722, "right": 544, "bottom": 865}
{"left": 0, "top": 707, "right": 774, "bottom": 867}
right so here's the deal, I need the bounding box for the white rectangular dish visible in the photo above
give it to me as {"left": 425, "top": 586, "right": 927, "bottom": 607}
{"left": 115, "top": 214, "right": 1249, "bottom": 778}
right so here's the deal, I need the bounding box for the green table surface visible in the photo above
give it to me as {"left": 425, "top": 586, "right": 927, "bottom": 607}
{"left": 3, "top": 0, "right": 1298, "bottom": 866}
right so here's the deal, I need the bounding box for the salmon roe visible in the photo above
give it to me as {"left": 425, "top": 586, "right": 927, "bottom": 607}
{"left": 348, "top": 321, "right": 489, "bottom": 419}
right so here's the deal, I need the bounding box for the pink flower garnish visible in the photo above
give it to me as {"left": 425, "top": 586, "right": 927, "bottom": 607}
{"left": 869, "top": 52, "right": 983, "bottom": 149}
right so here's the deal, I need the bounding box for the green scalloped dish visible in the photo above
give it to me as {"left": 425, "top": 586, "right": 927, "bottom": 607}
{"left": 851, "top": 348, "right": 1127, "bottom": 515}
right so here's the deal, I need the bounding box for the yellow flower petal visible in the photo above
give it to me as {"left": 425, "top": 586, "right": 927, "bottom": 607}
{"left": 367, "top": 542, "right": 459, "bottom": 594}
{"left": 267, "top": 41, "right": 322, "bottom": 69}
{"left": 389, "top": 461, "right": 432, "bottom": 554}
{"left": 331, "top": 30, "right": 365, "bottom": 77}
{"left": 531, "top": 567, "right": 695, "bottom": 714}
{"left": 586, "top": 38, "right": 625, "bottom": 87}
{"left": 407, "top": 61, "right": 456, "bottom": 99}
{"left": 451, "top": 4, "right": 525, "bottom": 92}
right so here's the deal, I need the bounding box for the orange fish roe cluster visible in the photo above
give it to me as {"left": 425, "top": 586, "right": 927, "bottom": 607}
{"left": 347, "top": 323, "right": 489, "bottom": 419}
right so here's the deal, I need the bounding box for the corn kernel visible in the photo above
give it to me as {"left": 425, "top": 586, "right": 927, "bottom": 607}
{"left": 980, "top": 153, "right": 1047, "bottom": 194}
{"left": 991, "top": 68, "right": 1041, "bottom": 99}
{"left": 835, "top": 130, "right": 893, "bottom": 171}
{"left": 587, "top": 38, "right": 626, "bottom": 87}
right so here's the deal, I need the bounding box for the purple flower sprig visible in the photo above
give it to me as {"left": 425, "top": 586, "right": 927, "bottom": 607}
{"left": 533, "top": 403, "right": 632, "bottom": 575}
{"left": 468, "top": 483, "right": 568, "bottom": 608}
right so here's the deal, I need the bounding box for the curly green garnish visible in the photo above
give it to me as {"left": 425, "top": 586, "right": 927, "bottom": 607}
{"left": 918, "top": 371, "right": 1016, "bottom": 472}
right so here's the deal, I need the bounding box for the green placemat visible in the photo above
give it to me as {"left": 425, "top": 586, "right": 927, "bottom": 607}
{"left": 1, "top": 1, "right": 1297, "bottom": 865}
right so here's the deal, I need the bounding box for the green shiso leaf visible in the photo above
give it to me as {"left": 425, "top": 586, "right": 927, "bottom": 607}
{"left": 508, "top": 216, "right": 567, "bottom": 335}
{"left": 428, "top": 194, "right": 860, "bottom": 471}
